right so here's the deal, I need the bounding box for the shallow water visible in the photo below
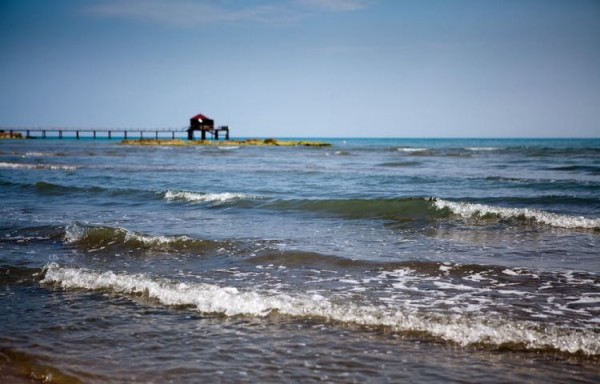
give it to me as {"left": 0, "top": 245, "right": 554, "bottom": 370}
{"left": 1, "top": 138, "right": 599, "bottom": 383}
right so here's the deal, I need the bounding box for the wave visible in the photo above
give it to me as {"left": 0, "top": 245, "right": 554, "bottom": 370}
{"left": 434, "top": 199, "right": 600, "bottom": 229}
{"left": 549, "top": 165, "right": 600, "bottom": 175}
{"left": 244, "top": 251, "right": 509, "bottom": 276}
{"left": 396, "top": 147, "right": 429, "bottom": 153}
{"left": 64, "top": 223, "right": 223, "bottom": 254}
{"left": 0, "top": 161, "right": 76, "bottom": 171}
{"left": 1, "top": 180, "right": 164, "bottom": 201}
{"left": 36, "top": 182, "right": 158, "bottom": 200}
{"left": 388, "top": 145, "right": 600, "bottom": 158}
{"left": 164, "top": 190, "right": 259, "bottom": 204}
{"left": 259, "top": 197, "right": 600, "bottom": 230}
{"left": 245, "top": 250, "right": 377, "bottom": 269}
{"left": 33, "top": 181, "right": 106, "bottom": 196}
{"left": 0, "top": 225, "right": 64, "bottom": 244}
{"left": 465, "top": 147, "right": 500, "bottom": 151}
{"left": 40, "top": 263, "right": 600, "bottom": 356}
{"left": 24, "top": 151, "right": 66, "bottom": 157}
{"left": 379, "top": 161, "right": 422, "bottom": 167}
{"left": 262, "top": 198, "right": 443, "bottom": 223}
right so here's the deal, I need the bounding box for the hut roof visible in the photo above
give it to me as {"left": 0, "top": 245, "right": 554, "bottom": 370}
{"left": 191, "top": 114, "right": 211, "bottom": 122}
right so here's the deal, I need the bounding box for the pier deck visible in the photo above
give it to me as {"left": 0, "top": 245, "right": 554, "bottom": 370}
{"left": 1, "top": 128, "right": 189, "bottom": 140}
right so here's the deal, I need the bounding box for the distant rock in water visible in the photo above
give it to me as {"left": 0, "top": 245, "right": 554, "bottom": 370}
{"left": 120, "top": 138, "right": 332, "bottom": 147}
{"left": 0, "top": 131, "right": 23, "bottom": 139}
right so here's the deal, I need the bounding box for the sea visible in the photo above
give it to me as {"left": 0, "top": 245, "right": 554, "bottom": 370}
{"left": 0, "top": 137, "right": 599, "bottom": 383}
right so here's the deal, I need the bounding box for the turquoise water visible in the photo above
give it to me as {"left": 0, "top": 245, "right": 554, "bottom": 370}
{"left": 1, "top": 138, "right": 599, "bottom": 382}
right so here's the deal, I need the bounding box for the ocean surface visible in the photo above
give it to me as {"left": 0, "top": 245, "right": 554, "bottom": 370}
{"left": 1, "top": 137, "right": 599, "bottom": 383}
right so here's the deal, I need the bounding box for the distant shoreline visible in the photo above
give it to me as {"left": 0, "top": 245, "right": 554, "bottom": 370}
{"left": 120, "top": 138, "right": 332, "bottom": 147}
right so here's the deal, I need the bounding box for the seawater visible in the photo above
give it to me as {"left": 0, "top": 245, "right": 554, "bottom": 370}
{"left": 1, "top": 138, "right": 599, "bottom": 383}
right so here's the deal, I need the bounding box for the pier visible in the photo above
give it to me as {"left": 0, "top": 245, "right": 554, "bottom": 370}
{"left": 0, "top": 128, "right": 189, "bottom": 140}
{"left": 2, "top": 113, "right": 231, "bottom": 141}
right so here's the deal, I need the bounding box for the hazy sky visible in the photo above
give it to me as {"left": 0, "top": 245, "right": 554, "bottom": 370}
{"left": 1, "top": 0, "right": 599, "bottom": 137}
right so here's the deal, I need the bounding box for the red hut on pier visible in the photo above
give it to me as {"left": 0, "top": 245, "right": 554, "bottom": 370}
{"left": 187, "top": 113, "right": 229, "bottom": 140}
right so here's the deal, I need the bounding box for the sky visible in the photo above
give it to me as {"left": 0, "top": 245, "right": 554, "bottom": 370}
{"left": 1, "top": 0, "right": 599, "bottom": 138}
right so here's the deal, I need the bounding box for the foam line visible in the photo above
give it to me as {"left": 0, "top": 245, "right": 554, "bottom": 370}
{"left": 41, "top": 264, "right": 600, "bottom": 356}
{"left": 434, "top": 199, "right": 600, "bottom": 229}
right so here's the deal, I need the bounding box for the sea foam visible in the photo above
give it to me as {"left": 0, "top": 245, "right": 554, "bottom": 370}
{"left": 164, "top": 190, "right": 257, "bottom": 204}
{"left": 41, "top": 263, "right": 600, "bottom": 356}
{"left": 434, "top": 199, "right": 600, "bottom": 229}
{"left": 0, "top": 162, "right": 76, "bottom": 171}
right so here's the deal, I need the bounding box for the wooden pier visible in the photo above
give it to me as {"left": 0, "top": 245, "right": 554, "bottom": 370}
{"left": 1, "top": 128, "right": 191, "bottom": 140}
{"left": 2, "top": 114, "right": 231, "bottom": 141}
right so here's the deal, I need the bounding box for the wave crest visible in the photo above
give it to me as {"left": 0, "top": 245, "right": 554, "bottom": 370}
{"left": 434, "top": 199, "right": 600, "bottom": 229}
{"left": 64, "top": 223, "right": 220, "bottom": 254}
{"left": 0, "top": 161, "right": 76, "bottom": 171}
{"left": 164, "top": 190, "right": 258, "bottom": 204}
{"left": 41, "top": 264, "right": 600, "bottom": 356}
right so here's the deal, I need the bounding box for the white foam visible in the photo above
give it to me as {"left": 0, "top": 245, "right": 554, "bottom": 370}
{"left": 64, "top": 223, "right": 87, "bottom": 244}
{"left": 463, "top": 273, "right": 490, "bottom": 282}
{"left": 397, "top": 147, "right": 427, "bottom": 152}
{"left": 433, "top": 199, "right": 600, "bottom": 229}
{"left": 25, "top": 152, "right": 57, "bottom": 157}
{"left": 433, "top": 281, "right": 476, "bottom": 291}
{"left": 465, "top": 147, "right": 498, "bottom": 151}
{"left": 164, "top": 190, "right": 257, "bottom": 204}
{"left": 123, "top": 230, "right": 190, "bottom": 246}
{"left": 0, "top": 162, "right": 76, "bottom": 171}
{"left": 41, "top": 264, "right": 600, "bottom": 355}
{"left": 566, "top": 295, "right": 600, "bottom": 305}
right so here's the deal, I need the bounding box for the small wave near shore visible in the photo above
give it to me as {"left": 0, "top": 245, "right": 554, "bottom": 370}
{"left": 41, "top": 263, "right": 600, "bottom": 357}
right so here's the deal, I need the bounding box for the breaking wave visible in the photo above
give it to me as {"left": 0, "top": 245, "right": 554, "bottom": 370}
{"left": 64, "top": 223, "right": 223, "bottom": 254}
{"left": 41, "top": 263, "right": 600, "bottom": 356}
{"left": 434, "top": 199, "right": 600, "bottom": 229}
{"left": 0, "top": 161, "right": 76, "bottom": 171}
{"left": 164, "top": 190, "right": 259, "bottom": 204}
{"left": 260, "top": 197, "right": 600, "bottom": 230}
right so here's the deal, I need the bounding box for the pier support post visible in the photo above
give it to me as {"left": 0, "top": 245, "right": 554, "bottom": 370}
{"left": 215, "top": 130, "right": 219, "bottom": 140}
{"left": 155, "top": 131, "right": 158, "bottom": 140}
{"left": 59, "top": 130, "right": 62, "bottom": 139}
{"left": 201, "top": 130, "right": 206, "bottom": 141}
{"left": 42, "top": 130, "right": 46, "bottom": 139}
{"left": 76, "top": 131, "right": 80, "bottom": 139}
{"left": 124, "top": 131, "right": 128, "bottom": 140}
{"left": 172, "top": 132, "right": 175, "bottom": 139}
{"left": 93, "top": 131, "right": 96, "bottom": 139}
{"left": 108, "top": 131, "right": 112, "bottom": 139}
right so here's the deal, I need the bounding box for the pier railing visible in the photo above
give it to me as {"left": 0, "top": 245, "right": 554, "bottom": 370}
{"left": 1, "top": 127, "right": 189, "bottom": 140}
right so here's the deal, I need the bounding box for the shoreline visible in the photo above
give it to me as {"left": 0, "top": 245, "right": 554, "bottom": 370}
{"left": 120, "top": 138, "right": 332, "bottom": 147}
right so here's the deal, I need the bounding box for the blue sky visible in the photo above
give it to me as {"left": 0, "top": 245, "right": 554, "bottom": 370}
{"left": 1, "top": 0, "right": 599, "bottom": 137}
